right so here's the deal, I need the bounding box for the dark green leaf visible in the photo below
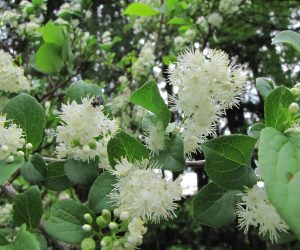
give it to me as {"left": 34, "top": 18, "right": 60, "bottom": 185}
{"left": 65, "top": 81, "right": 103, "bottom": 103}
{"left": 0, "top": 157, "right": 24, "bottom": 185}
{"left": 265, "top": 86, "right": 294, "bottom": 131}
{"left": 193, "top": 182, "right": 238, "bottom": 228}
{"left": 272, "top": 30, "right": 300, "bottom": 53}
{"left": 130, "top": 80, "right": 170, "bottom": 128}
{"left": 64, "top": 159, "right": 98, "bottom": 187}
{"left": 21, "top": 153, "right": 47, "bottom": 183}
{"left": 256, "top": 77, "right": 275, "bottom": 99}
{"left": 259, "top": 128, "right": 300, "bottom": 239}
{"left": 88, "top": 171, "right": 116, "bottom": 213}
{"left": 247, "top": 122, "right": 265, "bottom": 139}
{"left": 45, "top": 200, "right": 94, "bottom": 243}
{"left": 107, "top": 130, "right": 149, "bottom": 167}
{"left": 44, "top": 161, "right": 73, "bottom": 191}
{"left": 202, "top": 135, "right": 257, "bottom": 190}
{"left": 124, "top": 3, "right": 159, "bottom": 16}
{"left": 13, "top": 186, "right": 43, "bottom": 229}
{"left": 3, "top": 94, "right": 46, "bottom": 150}
{"left": 12, "top": 224, "right": 39, "bottom": 250}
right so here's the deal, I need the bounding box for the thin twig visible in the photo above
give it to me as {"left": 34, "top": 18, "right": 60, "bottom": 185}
{"left": 186, "top": 160, "right": 205, "bottom": 168}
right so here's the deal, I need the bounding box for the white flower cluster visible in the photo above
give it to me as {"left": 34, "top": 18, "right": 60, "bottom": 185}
{"left": 56, "top": 97, "right": 118, "bottom": 162}
{"left": 0, "top": 115, "right": 25, "bottom": 162}
{"left": 207, "top": 12, "right": 223, "bottom": 28}
{"left": 0, "top": 203, "right": 12, "bottom": 226}
{"left": 173, "top": 29, "right": 197, "bottom": 50}
{"left": 102, "top": 31, "right": 112, "bottom": 44}
{"left": 132, "top": 41, "right": 155, "bottom": 81}
{"left": 168, "top": 48, "right": 246, "bottom": 155}
{"left": 0, "top": 50, "right": 31, "bottom": 93}
{"left": 219, "top": 0, "right": 243, "bottom": 14}
{"left": 110, "top": 159, "right": 183, "bottom": 223}
{"left": 0, "top": 10, "right": 20, "bottom": 27}
{"left": 144, "top": 122, "right": 165, "bottom": 154}
{"left": 124, "top": 217, "right": 147, "bottom": 248}
{"left": 236, "top": 185, "right": 288, "bottom": 243}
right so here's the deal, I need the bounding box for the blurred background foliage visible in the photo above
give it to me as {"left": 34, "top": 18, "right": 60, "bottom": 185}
{"left": 0, "top": 0, "right": 300, "bottom": 249}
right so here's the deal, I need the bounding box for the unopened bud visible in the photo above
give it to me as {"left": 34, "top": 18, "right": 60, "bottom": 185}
{"left": 108, "top": 222, "right": 118, "bottom": 230}
{"left": 102, "top": 209, "right": 111, "bottom": 222}
{"left": 17, "top": 151, "right": 24, "bottom": 157}
{"left": 82, "top": 224, "right": 92, "bottom": 232}
{"left": 84, "top": 213, "right": 93, "bottom": 224}
{"left": 25, "top": 143, "right": 33, "bottom": 149}
{"left": 113, "top": 208, "right": 121, "bottom": 217}
{"left": 82, "top": 144, "right": 90, "bottom": 153}
{"left": 81, "top": 237, "right": 96, "bottom": 250}
{"left": 96, "top": 216, "right": 108, "bottom": 228}
{"left": 101, "top": 236, "right": 112, "bottom": 247}
{"left": 6, "top": 155, "right": 14, "bottom": 163}
{"left": 19, "top": 138, "right": 26, "bottom": 145}
{"left": 120, "top": 211, "right": 129, "bottom": 221}
{"left": 289, "top": 102, "right": 299, "bottom": 113}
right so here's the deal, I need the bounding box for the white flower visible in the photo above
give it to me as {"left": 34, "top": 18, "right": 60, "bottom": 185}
{"left": 0, "top": 10, "right": 20, "bottom": 27}
{"left": 236, "top": 185, "right": 289, "bottom": 243}
{"left": 207, "top": 12, "right": 223, "bottom": 28}
{"left": 168, "top": 48, "right": 245, "bottom": 155}
{"left": 102, "top": 31, "right": 111, "bottom": 44}
{"left": 56, "top": 97, "right": 118, "bottom": 161}
{"left": 219, "top": 0, "right": 243, "bottom": 14}
{"left": 0, "top": 203, "right": 12, "bottom": 226}
{"left": 126, "top": 217, "right": 147, "bottom": 246}
{"left": 109, "top": 159, "right": 183, "bottom": 223}
{"left": 0, "top": 115, "right": 25, "bottom": 161}
{"left": 144, "top": 122, "right": 165, "bottom": 154}
{"left": 0, "top": 50, "right": 31, "bottom": 93}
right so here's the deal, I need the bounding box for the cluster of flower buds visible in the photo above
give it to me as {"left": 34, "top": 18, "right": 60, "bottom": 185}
{"left": 80, "top": 209, "right": 147, "bottom": 250}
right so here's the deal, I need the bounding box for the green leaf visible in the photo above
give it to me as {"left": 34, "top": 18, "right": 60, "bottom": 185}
{"left": 153, "top": 134, "right": 185, "bottom": 171}
{"left": 44, "top": 161, "right": 73, "bottom": 191}
{"left": 45, "top": 200, "right": 94, "bottom": 243}
{"left": 264, "top": 86, "right": 294, "bottom": 132}
{"left": 65, "top": 81, "right": 103, "bottom": 103}
{"left": 42, "top": 21, "right": 65, "bottom": 46}
{"left": 202, "top": 135, "right": 257, "bottom": 190}
{"left": 107, "top": 130, "right": 149, "bottom": 167}
{"left": 247, "top": 122, "right": 265, "bottom": 139}
{"left": 3, "top": 94, "right": 46, "bottom": 150}
{"left": 167, "top": 17, "right": 190, "bottom": 25}
{"left": 64, "top": 159, "right": 98, "bottom": 187}
{"left": 13, "top": 186, "right": 43, "bottom": 229}
{"left": 259, "top": 128, "right": 300, "bottom": 239}
{"left": 272, "top": 30, "right": 300, "bottom": 53}
{"left": 12, "top": 224, "right": 40, "bottom": 250}
{"left": 35, "top": 43, "right": 64, "bottom": 74}
{"left": 32, "top": 0, "right": 44, "bottom": 8}
{"left": 193, "top": 182, "right": 238, "bottom": 228}
{"left": 88, "top": 171, "right": 116, "bottom": 213}
{"left": 256, "top": 77, "right": 275, "bottom": 99}
{"left": 0, "top": 157, "right": 24, "bottom": 185}
{"left": 21, "top": 153, "right": 47, "bottom": 183}
{"left": 130, "top": 80, "right": 170, "bottom": 128}
{"left": 124, "top": 3, "right": 160, "bottom": 16}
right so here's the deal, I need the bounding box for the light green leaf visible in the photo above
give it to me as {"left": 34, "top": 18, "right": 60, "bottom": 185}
{"left": 45, "top": 200, "right": 94, "bottom": 243}
{"left": 21, "top": 153, "right": 47, "bottom": 183}
{"left": 107, "top": 130, "right": 149, "bottom": 167}
{"left": 65, "top": 81, "right": 103, "bottom": 103}
{"left": 3, "top": 94, "right": 46, "bottom": 150}
{"left": 12, "top": 224, "right": 39, "bottom": 250}
{"left": 13, "top": 186, "right": 43, "bottom": 229}
{"left": 202, "top": 135, "right": 257, "bottom": 190}
{"left": 124, "top": 3, "right": 159, "bottom": 16}
{"left": 193, "top": 182, "right": 238, "bottom": 228}
{"left": 64, "top": 159, "right": 98, "bottom": 187}
{"left": 259, "top": 128, "right": 300, "bottom": 239}
{"left": 88, "top": 171, "right": 116, "bottom": 213}
{"left": 42, "top": 21, "right": 65, "bottom": 46}
{"left": 272, "top": 30, "right": 300, "bottom": 53}
{"left": 153, "top": 134, "right": 185, "bottom": 171}
{"left": 0, "top": 157, "right": 24, "bottom": 185}
{"left": 265, "top": 86, "right": 294, "bottom": 132}
{"left": 35, "top": 43, "right": 64, "bottom": 74}
{"left": 44, "top": 161, "right": 73, "bottom": 191}
{"left": 130, "top": 80, "right": 170, "bottom": 128}
{"left": 256, "top": 77, "right": 275, "bottom": 100}
{"left": 247, "top": 122, "right": 265, "bottom": 139}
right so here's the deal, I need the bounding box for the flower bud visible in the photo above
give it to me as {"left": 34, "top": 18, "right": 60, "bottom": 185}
{"left": 1, "top": 145, "right": 8, "bottom": 152}
{"left": 84, "top": 213, "right": 93, "bottom": 224}
{"left": 25, "top": 143, "right": 33, "bottom": 149}
{"left": 120, "top": 211, "right": 129, "bottom": 221}
{"left": 17, "top": 151, "right": 24, "bottom": 157}
{"left": 81, "top": 237, "right": 96, "bottom": 250}
{"left": 19, "top": 138, "right": 26, "bottom": 145}
{"left": 96, "top": 216, "right": 109, "bottom": 228}
{"left": 6, "top": 155, "right": 14, "bottom": 163}
{"left": 113, "top": 208, "right": 121, "bottom": 217}
{"left": 82, "top": 144, "right": 90, "bottom": 153}
{"left": 289, "top": 102, "right": 299, "bottom": 114}
{"left": 82, "top": 224, "right": 92, "bottom": 232}
{"left": 108, "top": 222, "right": 118, "bottom": 230}
{"left": 102, "top": 209, "right": 111, "bottom": 222}
{"left": 101, "top": 236, "right": 112, "bottom": 247}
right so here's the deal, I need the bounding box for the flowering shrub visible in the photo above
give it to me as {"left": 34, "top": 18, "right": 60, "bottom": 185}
{"left": 0, "top": 1, "right": 300, "bottom": 250}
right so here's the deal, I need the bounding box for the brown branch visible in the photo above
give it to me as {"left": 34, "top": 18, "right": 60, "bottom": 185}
{"left": 186, "top": 160, "right": 205, "bottom": 168}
